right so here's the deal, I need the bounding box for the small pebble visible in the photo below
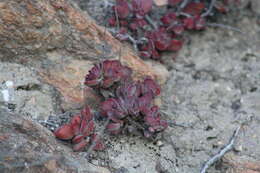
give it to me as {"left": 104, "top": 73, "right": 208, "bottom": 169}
{"left": 156, "top": 140, "right": 164, "bottom": 147}
{"left": 234, "top": 145, "right": 243, "bottom": 152}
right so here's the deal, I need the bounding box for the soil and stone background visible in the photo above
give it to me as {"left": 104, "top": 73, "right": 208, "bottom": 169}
{"left": 0, "top": 0, "right": 260, "bottom": 173}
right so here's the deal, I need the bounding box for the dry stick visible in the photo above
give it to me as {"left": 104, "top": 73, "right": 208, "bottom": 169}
{"left": 160, "top": 110, "right": 191, "bottom": 128}
{"left": 167, "top": 120, "right": 190, "bottom": 128}
{"left": 177, "top": 0, "right": 190, "bottom": 13}
{"left": 201, "top": 0, "right": 216, "bottom": 17}
{"left": 114, "top": 6, "right": 124, "bottom": 62}
{"left": 200, "top": 125, "right": 241, "bottom": 173}
{"left": 206, "top": 22, "right": 246, "bottom": 34}
{"left": 114, "top": 7, "right": 120, "bottom": 31}
{"left": 145, "top": 15, "right": 158, "bottom": 30}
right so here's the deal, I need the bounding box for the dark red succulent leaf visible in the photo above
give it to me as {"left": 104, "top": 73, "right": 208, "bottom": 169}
{"left": 161, "top": 12, "right": 177, "bottom": 25}
{"left": 81, "top": 106, "right": 93, "bottom": 122}
{"left": 120, "top": 20, "right": 128, "bottom": 26}
{"left": 138, "top": 92, "right": 153, "bottom": 111}
{"left": 183, "top": 17, "right": 195, "bottom": 29}
{"left": 116, "top": 81, "right": 141, "bottom": 99}
{"left": 54, "top": 105, "right": 107, "bottom": 151}
{"left": 194, "top": 16, "right": 206, "bottom": 30}
{"left": 151, "top": 49, "right": 161, "bottom": 60}
{"left": 183, "top": 2, "right": 205, "bottom": 16}
{"left": 118, "top": 96, "right": 140, "bottom": 115}
{"left": 168, "top": 0, "right": 183, "bottom": 6}
{"left": 70, "top": 114, "right": 81, "bottom": 135}
{"left": 72, "top": 135, "right": 84, "bottom": 144}
{"left": 214, "top": 1, "right": 229, "bottom": 13}
{"left": 154, "top": 39, "right": 169, "bottom": 51}
{"left": 140, "top": 51, "right": 151, "bottom": 59}
{"left": 101, "top": 98, "right": 126, "bottom": 121}
{"left": 167, "top": 39, "right": 183, "bottom": 51}
{"left": 151, "top": 28, "right": 172, "bottom": 51}
{"left": 116, "top": 27, "right": 129, "bottom": 41}
{"left": 108, "top": 17, "right": 116, "bottom": 27}
{"left": 84, "top": 63, "right": 102, "bottom": 87}
{"left": 143, "top": 106, "right": 168, "bottom": 132}
{"left": 141, "top": 77, "right": 161, "bottom": 97}
{"left": 129, "top": 22, "right": 138, "bottom": 30}
{"left": 54, "top": 124, "right": 74, "bottom": 140}
{"left": 85, "top": 60, "right": 132, "bottom": 89}
{"left": 80, "top": 106, "right": 94, "bottom": 136}
{"left": 130, "top": 18, "right": 148, "bottom": 30}
{"left": 170, "top": 24, "right": 185, "bottom": 35}
{"left": 132, "top": 0, "right": 153, "bottom": 18}
{"left": 73, "top": 140, "right": 89, "bottom": 151}
{"left": 114, "top": 0, "right": 130, "bottom": 19}
{"left": 92, "top": 134, "right": 105, "bottom": 151}
{"left": 103, "top": 60, "right": 132, "bottom": 82}
{"left": 143, "top": 130, "right": 152, "bottom": 138}
{"left": 183, "top": 16, "right": 206, "bottom": 30}
{"left": 106, "top": 122, "right": 122, "bottom": 134}
{"left": 81, "top": 120, "right": 95, "bottom": 137}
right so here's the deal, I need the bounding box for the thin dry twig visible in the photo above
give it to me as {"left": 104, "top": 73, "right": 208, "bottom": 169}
{"left": 206, "top": 22, "right": 245, "bottom": 34}
{"left": 177, "top": 0, "right": 190, "bottom": 13}
{"left": 200, "top": 125, "right": 241, "bottom": 173}
{"left": 145, "top": 15, "right": 158, "bottom": 30}
{"left": 201, "top": 0, "right": 216, "bottom": 17}
{"left": 114, "top": 7, "right": 120, "bottom": 31}
{"left": 160, "top": 110, "right": 191, "bottom": 128}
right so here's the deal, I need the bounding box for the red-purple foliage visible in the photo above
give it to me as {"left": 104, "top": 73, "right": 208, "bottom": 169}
{"left": 132, "top": 0, "right": 153, "bottom": 18}
{"left": 54, "top": 106, "right": 104, "bottom": 151}
{"left": 100, "top": 75, "right": 166, "bottom": 137}
{"left": 108, "top": 0, "right": 233, "bottom": 61}
{"left": 84, "top": 60, "right": 132, "bottom": 88}
{"left": 55, "top": 60, "right": 168, "bottom": 152}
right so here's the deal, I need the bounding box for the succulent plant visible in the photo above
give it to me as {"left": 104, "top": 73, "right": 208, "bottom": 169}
{"left": 54, "top": 106, "right": 104, "bottom": 151}
{"left": 108, "top": 0, "right": 234, "bottom": 61}
{"left": 54, "top": 60, "right": 168, "bottom": 152}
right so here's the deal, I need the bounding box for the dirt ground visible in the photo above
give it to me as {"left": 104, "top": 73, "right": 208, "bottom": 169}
{"left": 1, "top": 0, "right": 260, "bottom": 173}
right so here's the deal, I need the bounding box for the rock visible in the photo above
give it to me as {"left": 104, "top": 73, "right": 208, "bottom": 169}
{"left": 143, "top": 60, "right": 170, "bottom": 85}
{"left": 0, "top": 108, "right": 110, "bottom": 173}
{"left": 153, "top": 0, "right": 168, "bottom": 6}
{"left": 0, "top": 62, "right": 56, "bottom": 120}
{"left": 38, "top": 59, "right": 100, "bottom": 110}
{"left": 0, "top": 0, "right": 169, "bottom": 111}
{"left": 222, "top": 153, "right": 260, "bottom": 173}
{"left": 251, "top": 0, "right": 260, "bottom": 15}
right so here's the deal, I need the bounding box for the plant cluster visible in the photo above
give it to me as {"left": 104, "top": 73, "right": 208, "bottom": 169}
{"left": 108, "top": 0, "right": 235, "bottom": 61}
{"left": 54, "top": 106, "right": 104, "bottom": 151}
{"left": 54, "top": 60, "right": 168, "bottom": 151}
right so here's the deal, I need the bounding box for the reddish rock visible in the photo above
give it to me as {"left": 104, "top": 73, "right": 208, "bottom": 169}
{"left": 0, "top": 0, "right": 168, "bottom": 110}
{"left": 222, "top": 153, "right": 260, "bottom": 173}
{"left": 0, "top": 108, "right": 110, "bottom": 173}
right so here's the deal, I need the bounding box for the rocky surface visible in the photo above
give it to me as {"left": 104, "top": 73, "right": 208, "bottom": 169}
{"left": 0, "top": 108, "right": 110, "bottom": 173}
{"left": 0, "top": 0, "right": 260, "bottom": 173}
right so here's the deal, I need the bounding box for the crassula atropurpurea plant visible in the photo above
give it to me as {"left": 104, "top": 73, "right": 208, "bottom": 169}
{"left": 108, "top": 0, "right": 240, "bottom": 61}
{"left": 54, "top": 60, "right": 168, "bottom": 151}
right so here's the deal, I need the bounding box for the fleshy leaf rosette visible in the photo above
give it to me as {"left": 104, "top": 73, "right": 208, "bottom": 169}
{"left": 55, "top": 60, "right": 168, "bottom": 152}
{"left": 100, "top": 76, "right": 167, "bottom": 138}
{"left": 84, "top": 60, "right": 132, "bottom": 89}
{"left": 107, "top": 0, "right": 230, "bottom": 61}
{"left": 54, "top": 106, "right": 104, "bottom": 151}
{"left": 142, "top": 106, "right": 168, "bottom": 134}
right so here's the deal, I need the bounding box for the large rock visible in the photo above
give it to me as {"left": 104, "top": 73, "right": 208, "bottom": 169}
{"left": 222, "top": 153, "right": 260, "bottom": 173}
{"left": 0, "top": 0, "right": 169, "bottom": 110}
{"left": 0, "top": 108, "right": 110, "bottom": 173}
